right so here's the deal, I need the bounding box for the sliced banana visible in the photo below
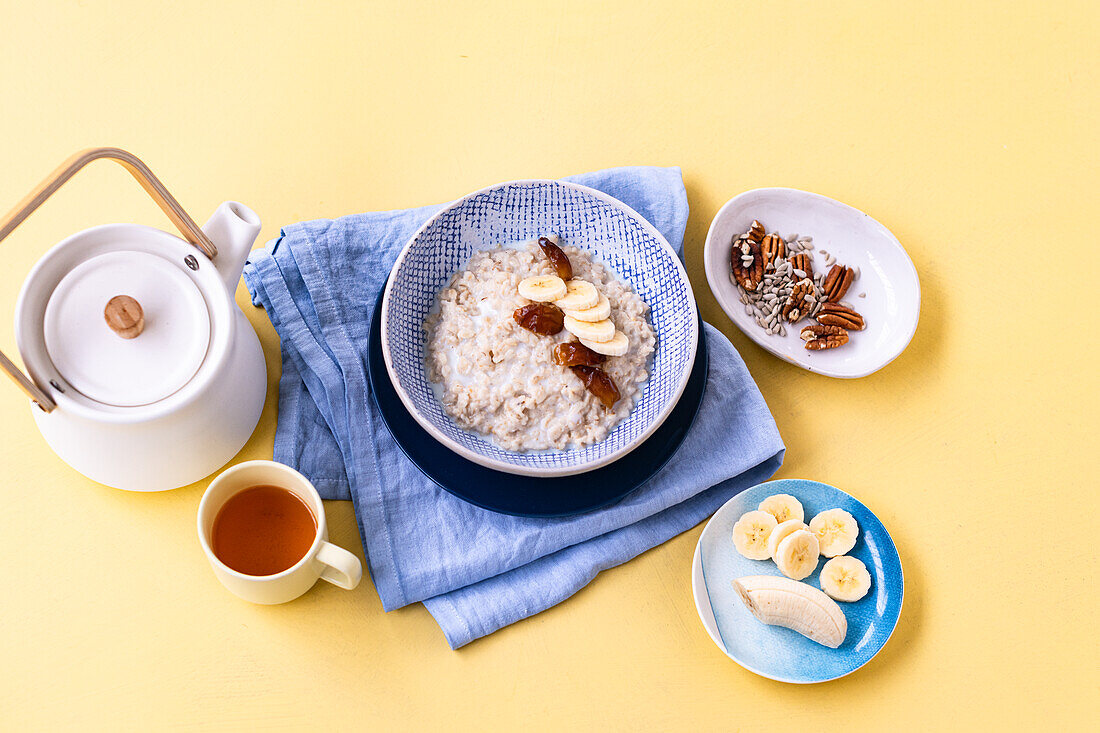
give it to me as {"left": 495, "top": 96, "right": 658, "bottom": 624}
{"left": 564, "top": 293, "right": 611, "bottom": 322}
{"left": 580, "top": 331, "right": 628, "bottom": 357}
{"left": 732, "top": 510, "right": 778, "bottom": 560}
{"left": 554, "top": 279, "right": 599, "bottom": 311}
{"left": 809, "top": 508, "right": 859, "bottom": 558}
{"left": 775, "top": 529, "right": 820, "bottom": 580}
{"left": 564, "top": 316, "right": 615, "bottom": 343}
{"left": 758, "top": 493, "right": 805, "bottom": 524}
{"left": 518, "top": 275, "right": 566, "bottom": 302}
{"left": 766, "top": 519, "right": 808, "bottom": 561}
{"left": 733, "top": 575, "right": 847, "bottom": 648}
{"left": 819, "top": 556, "right": 872, "bottom": 602}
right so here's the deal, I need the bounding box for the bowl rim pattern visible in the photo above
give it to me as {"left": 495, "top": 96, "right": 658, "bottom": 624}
{"left": 380, "top": 178, "right": 699, "bottom": 477}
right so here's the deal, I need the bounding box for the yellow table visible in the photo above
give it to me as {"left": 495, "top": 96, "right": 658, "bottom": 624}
{"left": 1, "top": 1, "right": 1094, "bottom": 729}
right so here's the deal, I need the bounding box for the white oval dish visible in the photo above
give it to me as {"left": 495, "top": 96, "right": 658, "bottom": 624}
{"left": 702, "top": 188, "right": 919, "bottom": 378}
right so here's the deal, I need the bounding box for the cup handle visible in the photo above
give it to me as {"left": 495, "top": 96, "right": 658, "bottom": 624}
{"left": 316, "top": 542, "right": 363, "bottom": 590}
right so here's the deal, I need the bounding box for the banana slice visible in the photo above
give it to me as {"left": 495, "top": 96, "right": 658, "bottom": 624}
{"left": 775, "top": 529, "right": 820, "bottom": 580}
{"left": 819, "top": 556, "right": 872, "bottom": 602}
{"left": 518, "top": 275, "right": 566, "bottom": 302}
{"left": 808, "top": 508, "right": 859, "bottom": 557}
{"left": 758, "top": 493, "right": 805, "bottom": 524}
{"left": 564, "top": 293, "right": 611, "bottom": 322}
{"left": 554, "top": 279, "right": 600, "bottom": 310}
{"left": 732, "top": 575, "right": 847, "bottom": 648}
{"left": 732, "top": 510, "right": 778, "bottom": 560}
{"left": 564, "top": 316, "right": 615, "bottom": 343}
{"left": 580, "top": 331, "right": 628, "bottom": 357}
{"left": 766, "top": 519, "right": 808, "bottom": 561}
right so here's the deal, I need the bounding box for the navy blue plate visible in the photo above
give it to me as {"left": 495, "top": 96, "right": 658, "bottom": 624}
{"left": 366, "top": 288, "right": 709, "bottom": 517}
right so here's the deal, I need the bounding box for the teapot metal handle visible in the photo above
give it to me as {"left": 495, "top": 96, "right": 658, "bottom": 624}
{"left": 0, "top": 147, "right": 218, "bottom": 412}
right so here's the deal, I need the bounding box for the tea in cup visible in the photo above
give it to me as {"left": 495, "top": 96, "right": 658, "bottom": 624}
{"left": 198, "top": 460, "right": 362, "bottom": 604}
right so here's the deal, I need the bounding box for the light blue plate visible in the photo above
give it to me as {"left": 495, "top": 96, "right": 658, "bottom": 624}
{"left": 693, "top": 479, "right": 903, "bottom": 683}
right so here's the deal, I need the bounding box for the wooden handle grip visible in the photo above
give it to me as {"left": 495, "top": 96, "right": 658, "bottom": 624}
{"left": 0, "top": 147, "right": 216, "bottom": 258}
{"left": 0, "top": 147, "right": 215, "bottom": 411}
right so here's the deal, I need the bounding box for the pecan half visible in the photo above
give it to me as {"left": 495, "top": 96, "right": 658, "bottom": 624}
{"left": 789, "top": 252, "right": 813, "bottom": 279}
{"left": 800, "top": 324, "right": 849, "bottom": 350}
{"left": 761, "top": 233, "right": 786, "bottom": 266}
{"left": 731, "top": 235, "right": 765, "bottom": 292}
{"left": 816, "top": 302, "right": 865, "bottom": 331}
{"left": 745, "top": 219, "right": 765, "bottom": 243}
{"left": 822, "top": 264, "right": 855, "bottom": 303}
{"left": 781, "top": 278, "right": 814, "bottom": 323}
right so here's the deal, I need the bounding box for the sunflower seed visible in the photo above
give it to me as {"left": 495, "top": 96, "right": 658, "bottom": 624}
{"left": 852, "top": 266, "right": 861, "bottom": 279}
{"left": 859, "top": 292, "right": 866, "bottom": 298}
{"left": 824, "top": 253, "right": 836, "bottom": 268}
{"left": 779, "top": 325, "right": 786, "bottom": 337}
{"left": 792, "top": 268, "right": 807, "bottom": 279}
{"left": 745, "top": 304, "right": 753, "bottom": 315}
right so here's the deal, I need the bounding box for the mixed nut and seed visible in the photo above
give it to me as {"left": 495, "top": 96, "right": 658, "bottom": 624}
{"left": 729, "top": 220, "right": 866, "bottom": 351}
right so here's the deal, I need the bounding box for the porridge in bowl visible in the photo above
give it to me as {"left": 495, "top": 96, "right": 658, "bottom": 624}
{"left": 424, "top": 236, "right": 656, "bottom": 452}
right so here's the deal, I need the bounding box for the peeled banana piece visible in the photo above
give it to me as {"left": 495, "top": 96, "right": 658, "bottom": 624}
{"left": 774, "top": 529, "right": 820, "bottom": 580}
{"left": 732, "top": 575, "right": 847, "bottom": 648}
{"left": 767, "top": 519, "right": 808, "bottom": 561}
{"left": 758, "top": 493, "right": 805, "bottom": 524}
{"left": 518, "top": 275, "right": 567, "bottom": 302}
{"left": 819, "top": 556, "right": 872, "bottom": 602}
{"left": 809, "top": 508, "right": 859, "bottom": 557}
{"left": 580, "top": 331, "right": 628, "bottom": 356}
{"left": 554, "top": 279, "right": 600, "bottom": 311}
{"left": 564, "top": 293, "right": 611, "bottom": 322}
{"left": 732, "top": 510, "right": 778, "bottom": 560}
{"left": 564, "top": 315, "right": 615, "bottom": 343}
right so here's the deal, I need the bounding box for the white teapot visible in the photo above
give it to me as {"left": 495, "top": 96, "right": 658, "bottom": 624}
{"left": 0, "top": 148, "right": 267, "bottom": 491}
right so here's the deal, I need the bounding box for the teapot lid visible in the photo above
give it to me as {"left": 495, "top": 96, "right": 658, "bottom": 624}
{"left": 43, "top": 250, "right": 211, "bottom": 407}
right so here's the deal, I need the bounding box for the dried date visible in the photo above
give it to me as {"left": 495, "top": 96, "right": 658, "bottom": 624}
{"left": 538, "top": 236, "right": 573, "bottom": 280}
{"left": 570, "top": 365, "right": 620, "bottom": 409}
{"left": 552, "top": 341, "right": 607, "bottom": 367}
{"left": 513, "top": 302, "right": 564, "bottom": 335}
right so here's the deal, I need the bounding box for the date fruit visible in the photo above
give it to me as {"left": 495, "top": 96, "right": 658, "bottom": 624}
{"left": 552, "top": 341, "right": 607, "bottom": 367}
{"left": 570, "top": 365, "right": 620, "bottom": 408}
{"left": 513, "top": 302, "right": 564, "bottom": 335}
{"left": 538, "top": 236, "right": 573, "bottom": 281}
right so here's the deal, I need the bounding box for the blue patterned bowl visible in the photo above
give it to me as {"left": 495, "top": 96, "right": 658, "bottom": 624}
{"left": 381, "top": 180, "right": 699, "bottom": 477}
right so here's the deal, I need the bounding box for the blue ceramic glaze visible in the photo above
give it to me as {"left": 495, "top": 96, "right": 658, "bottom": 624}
{"left": 382, "top": 180, "right": 698, "bottom": 475}
{"left": 698, "top": 479, "right": 903, "bottom": 683}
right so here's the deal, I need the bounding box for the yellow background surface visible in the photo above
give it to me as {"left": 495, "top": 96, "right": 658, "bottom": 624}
{"left": 0, "top": 1, "right": 1095, "bottom": 730}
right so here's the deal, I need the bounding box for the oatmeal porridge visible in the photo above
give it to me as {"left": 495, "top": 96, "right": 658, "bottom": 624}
{"left": 424, "top": 237, "right": 656, "bottom": 451}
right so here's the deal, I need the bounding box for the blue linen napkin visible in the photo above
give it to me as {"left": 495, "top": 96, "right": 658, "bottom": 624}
{"left": 242, "top": 166, "right": 785, "bottom": 648}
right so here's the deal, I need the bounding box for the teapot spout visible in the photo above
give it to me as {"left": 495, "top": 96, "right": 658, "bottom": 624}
{"left": 202, "top": 201, "right": 261, "bottom": 294}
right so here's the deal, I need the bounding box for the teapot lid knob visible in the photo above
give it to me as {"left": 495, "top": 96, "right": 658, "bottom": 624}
{"left": 104, "top": 295, "right": 145, "bottom": 339}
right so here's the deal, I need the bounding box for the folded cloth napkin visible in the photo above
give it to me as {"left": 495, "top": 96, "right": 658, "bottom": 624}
{"left": 243, "top": 166, "right": 785, "bottom": 648}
